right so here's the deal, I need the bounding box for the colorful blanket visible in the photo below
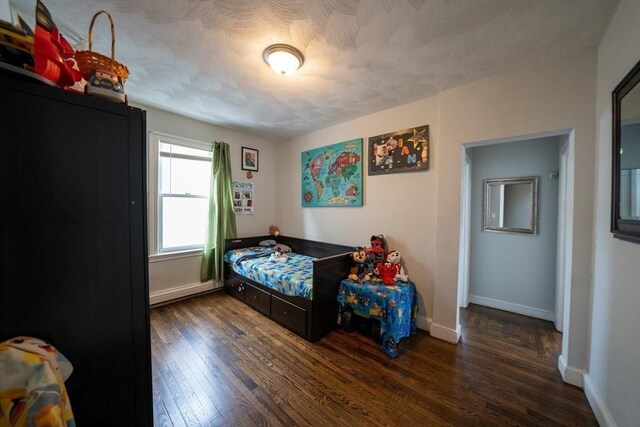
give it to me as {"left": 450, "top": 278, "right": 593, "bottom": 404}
{"left": 225, "top": 247, "right": 317, "bottom": 299}
{"left": 0, "top": 337, "right": 75, "bottom": 427}
{"left": 224, "top": 246, "right": 274, "bottom": 264}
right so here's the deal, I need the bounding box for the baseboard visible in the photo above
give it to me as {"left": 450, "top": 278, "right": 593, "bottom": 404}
{"left": 584, "top": 374, "right": 618, "bottom": 427}
{"left": 415, "top": 315, "right": 432, "bottom": 332}
{"left": 557, "top": 354, "right": 584, "bottom": 388}
{"left": 149, "top": 280, "right": 219, "bottom": 306}
{"left": 469, "top": 295, "right": 555, "bottom": 321}
{"left": 429, "top": 322, "right": 461, "bottom": 343}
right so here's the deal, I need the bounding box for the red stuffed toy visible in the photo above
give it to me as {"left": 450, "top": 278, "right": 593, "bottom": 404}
{"left": 376, "top": 262, "right": 397, "bottom": 285}
{"left": 376, "top": 250, "right": 409, "bottom": 285}
{"left": 386, "top": 250, "right": 409, "bottom": 282}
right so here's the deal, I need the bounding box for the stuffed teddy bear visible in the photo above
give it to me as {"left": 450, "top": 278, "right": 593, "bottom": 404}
{"left": 348, "top": 247, "right": 370, "bottom": 282}
{"left": 386, "top": 250, "right": 409, "bottom": 282}
{"left": 269, "top": 225, "right": 280, "bottom": 237}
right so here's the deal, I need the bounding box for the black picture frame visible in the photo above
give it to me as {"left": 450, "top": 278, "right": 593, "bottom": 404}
{"left": 241, "top": 147, "right": 259, "bottom": 172}
{"left": 611, "top": 59, "right": 640, "bottom": 243}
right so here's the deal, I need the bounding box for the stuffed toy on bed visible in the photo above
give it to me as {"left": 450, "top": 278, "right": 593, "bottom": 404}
{"left": 274, "top": 243, "right": 291, "bottom": 254}
{"left": 269, "top": 225, "right": 280, "bottom": 237}
{"left": 269, "top": 247, "right": 288, "bottom": 262}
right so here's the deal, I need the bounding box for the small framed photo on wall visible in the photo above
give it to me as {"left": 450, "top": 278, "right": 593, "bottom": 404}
{"left": 241, "top": 147, "right": 259, "bottom": 172}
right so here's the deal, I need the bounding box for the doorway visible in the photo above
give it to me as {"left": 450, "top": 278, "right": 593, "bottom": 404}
{"left": 458, "top": 131, "right": 573, "bottom": 334}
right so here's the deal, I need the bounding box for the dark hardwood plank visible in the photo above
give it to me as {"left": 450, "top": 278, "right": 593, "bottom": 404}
{"left": 151, "top": 293, "right": 597, "bottom": 426}
{"left": 152, "top": 356, "right": 177, "bottom": 427}
{"left": 171, "top": 301, "right": 292, "bottom": 427}
{"left": 151, "top": 318, "right": 205, "bottom": 427}
{"left": 154, "top": 309, "right": 223, "bottom": 426}
{"left": 151, "top": 355, "right": 188, "bottom": 427}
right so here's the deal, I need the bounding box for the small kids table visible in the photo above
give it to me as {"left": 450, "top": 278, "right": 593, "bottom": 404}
{"left": 337, "top": 279, "right": 417, "bottom": 357}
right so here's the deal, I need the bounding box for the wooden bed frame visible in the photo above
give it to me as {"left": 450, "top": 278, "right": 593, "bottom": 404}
{"left": 224, "top": 236, "right": 352, "bottom": 342}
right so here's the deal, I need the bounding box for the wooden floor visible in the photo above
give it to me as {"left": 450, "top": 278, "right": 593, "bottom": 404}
{"left": 150, "top": 291, "right": 597, "bottom": 426}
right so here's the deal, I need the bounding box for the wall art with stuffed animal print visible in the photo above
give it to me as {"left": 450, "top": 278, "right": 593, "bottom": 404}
{"left": 368, "top": 125, "right": 429, "bottom": 176}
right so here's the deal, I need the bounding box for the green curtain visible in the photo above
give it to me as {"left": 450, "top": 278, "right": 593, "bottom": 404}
{"left": 200, "top": 141, "right": 237, "bottom": 283}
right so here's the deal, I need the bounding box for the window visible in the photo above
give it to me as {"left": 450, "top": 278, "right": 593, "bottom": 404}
{"left": 156, "top": 137, "right": 212, "bottom": 253}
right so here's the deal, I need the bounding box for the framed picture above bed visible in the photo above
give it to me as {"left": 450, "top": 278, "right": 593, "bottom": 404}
{"left": 301, "top": 138, "right": 363, "bottom": 207}
{"left": 368, "top": 125, "right": 429, "bottom": 176}
{"left": 241, "top": 146, "right": 259, "bottom": 171}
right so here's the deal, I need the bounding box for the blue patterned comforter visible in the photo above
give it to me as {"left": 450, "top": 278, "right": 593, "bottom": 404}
{"left": 224, "top": 247, "right": 317, "bottom": 299}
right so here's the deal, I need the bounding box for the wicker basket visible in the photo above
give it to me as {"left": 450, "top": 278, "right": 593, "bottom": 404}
{"left": 75, "top": 11, "right": 129, "bottom": 82}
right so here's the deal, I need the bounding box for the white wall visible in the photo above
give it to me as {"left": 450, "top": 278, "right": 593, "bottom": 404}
{"left": 437, "top": 50, "right": 597, "bottom": 355}
{"left": 588, "top": 1, "right": 640, "bottom": 425}
{"left": 468, "top": 137, "right": 559, "bottom": 319}
{"left": 277, "top": 49, "right": 597, "bottom": 350}
{"left": 134, "top": 104, "right": 278, "bottom": 302}
{"left": 277, "top": 96, "right": 440, "bottom": 330}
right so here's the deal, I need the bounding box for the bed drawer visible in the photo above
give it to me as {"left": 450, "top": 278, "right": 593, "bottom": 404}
{"left": 245, "top": 283, "right": 271, "bottom": 315}
{"left": 226, "top": 280, "right": 245, "bottom": 301}
{"left": 271, "top": 296, "right": 307, "bottom": 337}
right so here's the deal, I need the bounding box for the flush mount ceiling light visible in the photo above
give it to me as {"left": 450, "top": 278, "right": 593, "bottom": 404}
{"left": 263, "top": 44, "right": 304, "bottom": 76}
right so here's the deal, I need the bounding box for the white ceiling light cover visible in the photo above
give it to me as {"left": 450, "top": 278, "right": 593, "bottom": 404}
{"left": 263, "top": 44, "right": 304, "bottom": 76}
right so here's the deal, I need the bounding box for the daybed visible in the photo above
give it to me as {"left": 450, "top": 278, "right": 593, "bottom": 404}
{"left": 223, "top": 236, "right": 352, "bottom": 342}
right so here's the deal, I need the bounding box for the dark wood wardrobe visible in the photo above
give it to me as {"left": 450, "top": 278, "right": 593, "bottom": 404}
{"left": 0, "top": 70, "right": 152, "bottom": 426}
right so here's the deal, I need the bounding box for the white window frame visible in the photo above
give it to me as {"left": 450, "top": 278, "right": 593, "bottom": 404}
{"left": 148, "top": 132, "right": 212, "bottom": 257}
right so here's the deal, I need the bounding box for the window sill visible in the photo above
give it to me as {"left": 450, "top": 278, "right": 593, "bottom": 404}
{"left": 149, "top": 249, "right": 203, "bottom": 263}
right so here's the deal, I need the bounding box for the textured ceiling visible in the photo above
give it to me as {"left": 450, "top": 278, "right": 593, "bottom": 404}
{"left": 11, "top": 0, "right": 618, "bottom": 141}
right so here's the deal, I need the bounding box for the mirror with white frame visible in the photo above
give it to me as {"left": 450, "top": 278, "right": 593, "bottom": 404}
{"left": 483, "top": 176, "right": 538, "bottom": 235}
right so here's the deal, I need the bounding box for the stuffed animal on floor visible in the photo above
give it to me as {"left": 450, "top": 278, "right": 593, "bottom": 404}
{"left": 348, "top": 247, "right": 370, "bottom": 282}
{"left": 269, "top": 225, "right": 280, "bottom": 237}
{"left": 386, "top": 250, "right": 409, "bottom": 282}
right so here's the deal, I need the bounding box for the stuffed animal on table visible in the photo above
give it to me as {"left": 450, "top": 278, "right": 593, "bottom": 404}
{"left": 348, "top": 247, "right": 370, "bottom": 282}
{"left": 376, "top": 262, "right": 397, "bottom": 285}
{"left": 365, "top": 234, "right": 387, "bottom": 272}
{"left": 386, "top": 250, "right": 409, "bottom": 282}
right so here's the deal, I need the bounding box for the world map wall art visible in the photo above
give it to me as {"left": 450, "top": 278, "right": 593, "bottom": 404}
{"left": 301, "top": 138, "right": 363, "bottom": 207}
{"left": 368, "top": 125, "right": 429, "bottom": 175}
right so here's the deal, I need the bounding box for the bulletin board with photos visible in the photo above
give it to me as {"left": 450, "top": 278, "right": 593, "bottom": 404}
{"left": 233, "top": 181, "right": 254, "bottom": 215}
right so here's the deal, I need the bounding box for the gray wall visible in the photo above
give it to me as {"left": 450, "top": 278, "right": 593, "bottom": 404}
{"left": 469, "top": 136, "right": 560, "bottom": 313}
{"left": 620, "top": 121, "right": 640, "bottom": 170}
